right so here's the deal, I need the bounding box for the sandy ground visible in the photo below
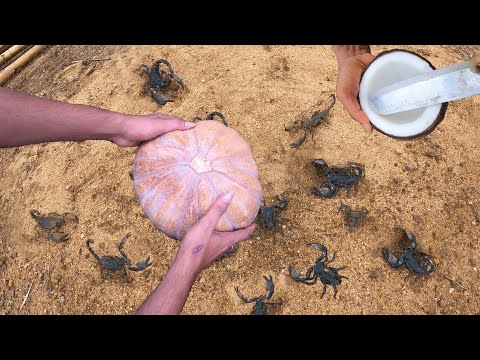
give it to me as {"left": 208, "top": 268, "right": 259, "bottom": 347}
{"left": 1, "top": 45, "right": 479, "bottom": 315}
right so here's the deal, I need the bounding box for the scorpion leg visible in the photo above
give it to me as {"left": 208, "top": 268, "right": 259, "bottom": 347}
{"left": 320, "top": 283, "right": 328, "bottom": 298}
{"left": 142, "top": 82, "right": 151, "bottom": 95}
{"left": 332, "top": 284, "right": 338, "bottom": 299}
{"left": 303, "top": 278, "right": 318, "bottom": 286}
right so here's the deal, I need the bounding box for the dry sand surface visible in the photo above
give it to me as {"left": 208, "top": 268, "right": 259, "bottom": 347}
{"left": 1, "top": 45, "right": 479, "bottom": 315}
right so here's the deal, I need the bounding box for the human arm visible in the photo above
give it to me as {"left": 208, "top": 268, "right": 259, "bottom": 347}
{"left": 135, "top": 191, "right": 256, "bottom": 315}
{"left": 331, "top": 45, "right": 374, "bottom": 132}
{"left": 0, "top": 87, "right": 194, "bottom": 148}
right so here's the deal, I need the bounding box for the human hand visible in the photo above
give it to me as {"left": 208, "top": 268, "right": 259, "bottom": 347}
{"left": 173, "top": 191, "right": 256, "bottom": 276}
{"left": 332, "top": 45, "right": 374, "bottom": 133}
{"left": 112, "top": 113, "right": 195, "bottom": 147}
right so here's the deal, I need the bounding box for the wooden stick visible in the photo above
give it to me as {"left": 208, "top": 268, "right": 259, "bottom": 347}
{"left": 69, "top": 57, "right": 110, "bottom": 65}
{"left": 19, "top": 280, "right": 34, "bottom": 311}
{"left": 441, "top": 272, "right": 468, "bottom": 292}
{"left": 0, "top": 45, "right": 27, "bottom": 66}
{"left": 0, "top": 45, "right": 46, "bottom": 86}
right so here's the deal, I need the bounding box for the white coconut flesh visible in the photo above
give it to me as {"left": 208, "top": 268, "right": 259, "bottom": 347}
{"left": 359, "top": 51, "right": 444, "bottom": 138}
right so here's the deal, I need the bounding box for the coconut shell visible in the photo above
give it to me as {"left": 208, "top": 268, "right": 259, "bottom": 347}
{"left": 359, "top": 49, "right": 448, "bottom": 139}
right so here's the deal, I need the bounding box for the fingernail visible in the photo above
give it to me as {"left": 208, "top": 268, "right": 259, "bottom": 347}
{"left": 222, "top": 191, "right": 235, "bottom": 204}
{"left": 361, "top": 123, "right": 371, "bottom": 133}
{"left": 184, "top": 121, "right": 196, "bottom": 129}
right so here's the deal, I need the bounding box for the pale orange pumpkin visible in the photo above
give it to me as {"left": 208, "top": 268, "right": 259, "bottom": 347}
{"left": 132, "top": 120, "right": 263, "bottom": 240}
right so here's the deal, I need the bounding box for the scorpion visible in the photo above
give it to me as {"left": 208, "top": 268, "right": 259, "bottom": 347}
{"left": 289, "top": 243, "right": 348, "bottom": 299}
{"left": 312, "top": 159, "right": 364, "bottom": 198}
{"left": 86, "top": 233, "right": 152, "bottom": 279}
{"left": 285, "top": 93, "right": 335, "bottom": 149}
{"left": 257, "top": 194, "right": 289, "bottom": 237}
{"left": 193, "top": 111, "right": 228, "bottom": 126}
{"left": 140, "top": 59, "right": 184, "bottom": 106}
{"left": 382, "top": 228, "right": 435, "bottom": 278}
{"left": 338, "top": 204, "right": 368, "bottom": 229}
{"left": 30, "top": 210, "right": 78, "bottom": 242}
{"left": 235, "top": 275, "right": 280, "bottom": 315}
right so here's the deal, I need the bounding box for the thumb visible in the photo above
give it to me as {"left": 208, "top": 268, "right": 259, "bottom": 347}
{"left": 351, "top": 108, "right": 373, "bottom": 133}
{"left": 200, "top": 192, "right": 235, "bottom": 229}
{"left": 339, "top": 93, "right": 373, "bottom": 133}
{"left": 221, "top": 223, "right": 257, "bottom": 248}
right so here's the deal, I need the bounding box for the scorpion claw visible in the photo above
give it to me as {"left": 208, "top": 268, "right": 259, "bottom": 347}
{"left": 288, "top": 265, "right": 303, "bottom": 282}
{"left": 128, "top": 257, "right": 152, "bottom": 272}
{"left": 49, "top": 232, "right": 70, "bottom": 242}
{"left": 290, "top": 130, "right": 308, "bottom": 149}
{"left": 151, "top": 92, "right": 173, "bottom": 106}
{"left": 309, "top": 242, "right": 328, "bottom": 256}
{"left": 263, "top": 275, "right": 275, "bottom": 299}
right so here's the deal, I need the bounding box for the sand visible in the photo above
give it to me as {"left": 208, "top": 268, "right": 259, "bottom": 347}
{"left": 0, "top": 45, "right": 479, "bottom": 314}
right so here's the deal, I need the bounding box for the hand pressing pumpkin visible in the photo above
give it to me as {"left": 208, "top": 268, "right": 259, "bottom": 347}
{"left": 133, "top": 120, "right": 263, "bottom": 240}
{"left": 175, "top": 191, "right": 257, "bottom": 274}
{"left": 136, "top": 192, "right": 256, "bottom": 315}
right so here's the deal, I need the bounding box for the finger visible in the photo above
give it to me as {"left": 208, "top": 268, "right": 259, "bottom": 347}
{"left": 151, "top": 117, "right": 196, "bottom": 133}
{"left": 210, "top": 224, "right": 257, "bottom": 264}
{"left": 146, "top": 113, "right": 184, "bottom": 121}
{"left": 219, "top": 223, "right": 257, "bottom": 248}
{"left": 338, "top": 91, "right": 373, "bottom": 133}
{"left": 200, "top": 191, "right": 235, "bottom": 229}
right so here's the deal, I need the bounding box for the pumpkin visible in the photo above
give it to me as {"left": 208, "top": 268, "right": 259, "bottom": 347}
{"left": 132, "top": 120, "right": 263, "bottom": 240}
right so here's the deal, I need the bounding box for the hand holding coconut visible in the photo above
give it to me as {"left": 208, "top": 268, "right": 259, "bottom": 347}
{"left": 332, "top": 45, "right": 374, "bottom": 133}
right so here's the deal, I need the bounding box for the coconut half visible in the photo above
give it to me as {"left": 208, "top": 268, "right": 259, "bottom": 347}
{"left": 359, "top": 49, "right": 448, "bottom": 139}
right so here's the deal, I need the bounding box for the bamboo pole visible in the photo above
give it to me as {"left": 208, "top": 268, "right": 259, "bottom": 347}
{"left": 0, "top": 45, "right": 11, "bottom": 54}
{"left": 0, "top": 45, "right": 27, "bottom": 66}
{"left": 0, "top": 45, "right": 47, "bottom": 86}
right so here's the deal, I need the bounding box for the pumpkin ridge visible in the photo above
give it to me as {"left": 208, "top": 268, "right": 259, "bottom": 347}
{"left": 134, "top": 166, "right": 184, "bottom": 195}
{"left": 154, "top": 173, "right": 196, "bottom": 238}
{"left": 135, "top": 156, "right": 188, "bottom": 164}
{"left": 133, "top": 163, "right": 187, "bottom": 180}
{"left": 211, "top": 162, "right": 259, "bottom": 178}
{"left": 204, "top": 140, "right": 217, "bottom": 159}
{"left": 140, "top": 185, "right": 169, "bottom": 220}
{"left": 160, "top": 136, "right": 187, "bottom": 151}
{"left": 212, "top": 169, "right": 249, "bottom": 192}
{"left": 172, "top": 178, "right": 197, "bottom": 240}
{"left": 138, "top": 167, "right": 193, "bottom": 218}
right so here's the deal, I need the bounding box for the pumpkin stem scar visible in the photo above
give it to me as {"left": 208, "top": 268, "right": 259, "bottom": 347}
{"left": 192, "top": 245, "right": 203, "bottom": 254}
{"left": 189, "top": 154, "right": 212, "bottom": 174}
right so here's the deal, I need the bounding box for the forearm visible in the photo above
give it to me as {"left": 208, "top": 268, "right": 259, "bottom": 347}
{"left": 332, "top": 45, "right": 371, "bottom": 65}
{"left": 0, "top": 87, "right": 126, "bottom": 148}
{"left": 135, "top": 258, "right": 199, "bottom": 315}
